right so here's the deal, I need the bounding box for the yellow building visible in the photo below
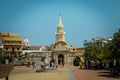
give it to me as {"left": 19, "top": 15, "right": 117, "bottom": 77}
{"left": 0, "top": 32, "right": 22, "bottom": 55}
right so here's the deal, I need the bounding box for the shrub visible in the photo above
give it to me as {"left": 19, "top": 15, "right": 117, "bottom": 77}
{"left": 73, "top": 56, "right": 81, "bottom": 66}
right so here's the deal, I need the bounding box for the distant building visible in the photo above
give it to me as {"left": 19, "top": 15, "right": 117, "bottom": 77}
{"left": 84, "top": 37, "right": 112, "bottom": 47}
{"left": 23, "top": 37, "right": 30, "bottom": 47}
{"left": 0, "top": 32, "right": 22, "bottom": 55}
{"left": 22, "top": 37, "right": 46, "bottom": 51}
{"left": 22, "top": 37, "right": 51, "bottom": 61}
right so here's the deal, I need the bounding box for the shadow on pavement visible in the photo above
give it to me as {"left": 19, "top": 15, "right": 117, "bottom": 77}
{"left": 77, "top": 68, "right": 120, "bottom": 79}
{"left": 98, "top": 70, "right": 120, "bottom": 79}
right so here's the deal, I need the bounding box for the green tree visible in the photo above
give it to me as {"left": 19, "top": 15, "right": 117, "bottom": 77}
{"left": 84, "top": 43, "right": 105, "bottom": 61}
{"left": 103, "top": 42, "right": 112, "bottom": 59}
{"left": 73, "top": 56, "right": 80, "bottom": 66}
{"left": 0, "top": 48, "right": 2, "bottom": 63}
{"left": 84, "top": 29, "right": 120, "bottom": 61}
{"left": 84, "top": 45, "right": 92, "bottom": 60}
{"left": 102, "top": 29, "right": 120, "bottom": 60}
{"left": 109, "top": 29, "right": 120, "bottom": 59}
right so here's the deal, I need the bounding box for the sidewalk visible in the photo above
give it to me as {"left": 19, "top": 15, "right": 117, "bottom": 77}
{"left": 0, "top": 66, "right": 76, "bottom": 80}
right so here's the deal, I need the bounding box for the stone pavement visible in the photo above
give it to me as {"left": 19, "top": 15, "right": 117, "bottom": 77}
{"left": 71, "top": 68, "right": 120, "bottom": 80}
{"left": 0, "top": 66, "right": 120, "bottom": 80}
{"left": 0, "top": 66, "right": 76, "bottom": 80}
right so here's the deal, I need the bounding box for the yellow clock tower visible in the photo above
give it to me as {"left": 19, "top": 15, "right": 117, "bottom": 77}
{"left": 54, "top": 15, "right": 68, "bottom": 51}
{"left": 52, "top": 15, "right": 69, "bottom": 65}
{"left": 55, "top": 16, "right": 66, "bottom": 42}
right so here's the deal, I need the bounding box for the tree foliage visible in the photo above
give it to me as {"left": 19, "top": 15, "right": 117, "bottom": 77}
{"left": 108, "top": 29, "right": 120, "bottom": 59}
{"left": 84, "top": 44, "right": 104, "bottom": 61}
{"left": 73, "top": 56, "right": 81, "bottom": 66}
{"left": 84, "top": 29, "right": 120, "bottom": 61}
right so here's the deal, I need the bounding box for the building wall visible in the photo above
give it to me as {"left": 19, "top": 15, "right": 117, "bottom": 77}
{"left": 21, "top": 49, "right": 84, "bottom": 65}
{"left": 52, "top": 48, "right": 84, "bottom": 64}
{"left": 51, "top": 16, "right": 85, "bottom": 64}
{"left": 0, "top": 32, "right": 22, "bottom": 55}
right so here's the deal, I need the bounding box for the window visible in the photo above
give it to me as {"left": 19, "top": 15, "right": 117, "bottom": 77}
{"left": 12, "top": 48, "right": 15, "bottom": 51}
{"left": 6, "top": 47, "right": 8, "bottom": 50}
{"left": 17, "top": 48, "right": 19, "bottom": 50}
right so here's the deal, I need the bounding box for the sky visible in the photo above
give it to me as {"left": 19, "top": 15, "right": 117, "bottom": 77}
{"left": 0, "top": 0, "right": 120, "bottom": 47}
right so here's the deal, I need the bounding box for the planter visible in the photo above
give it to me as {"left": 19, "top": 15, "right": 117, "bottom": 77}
{"left": 0, "top": 64, "right": 14, "bottom": 79}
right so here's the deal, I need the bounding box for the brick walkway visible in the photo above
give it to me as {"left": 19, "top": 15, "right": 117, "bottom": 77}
{"left": 71, "top": 68, "right": 120, "bottom": 80}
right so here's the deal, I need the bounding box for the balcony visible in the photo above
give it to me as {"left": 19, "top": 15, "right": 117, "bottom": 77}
{"left": 4, "top": 43, "right": 22, "bottom": 46}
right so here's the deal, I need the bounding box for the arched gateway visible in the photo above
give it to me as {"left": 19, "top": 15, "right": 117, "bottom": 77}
{"left": 51, "top": 15, "right": 69, "bottom": 65}
{"left": 58, "top": 54, "right": 64, "bottom": 65}
{"left": 50, "top": 15, "right": 84, "bottom": 65}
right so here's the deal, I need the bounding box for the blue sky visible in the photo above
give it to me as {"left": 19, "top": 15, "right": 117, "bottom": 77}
{"left": 0, "top": 0, "right": 120, "bottom": 47}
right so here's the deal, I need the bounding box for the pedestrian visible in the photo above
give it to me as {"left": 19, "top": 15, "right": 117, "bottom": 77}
{"left": 109, "top": 60, "right": 114, "bottom": 76}
{"left": 41, "top": 57, "right": 45, "bottom": 68}
{"left": 32, "top": 60, "right": 36, "bottom": 70}
{"left": 62, "top": 62, "right": 64, "bottom": 67}
{"left": 60, "top": 61, "right": 62, "bottom": 67}
{"left": 79, "top": 61, "right": 83, "bottom": 69}
{"left": 51, "top": 62, "right": 54, "bottom": 68}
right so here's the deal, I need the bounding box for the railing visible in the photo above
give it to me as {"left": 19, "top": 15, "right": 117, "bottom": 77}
{"left": 4, "top": 43, "right": 21, "bottom": 45}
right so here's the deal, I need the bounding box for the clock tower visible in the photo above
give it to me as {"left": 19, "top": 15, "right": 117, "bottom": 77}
{"left": 55, "top": 16, "right": 66, "bottom": 42}
{"left": 52, "top": 15, "right": 69, "bottom": 65}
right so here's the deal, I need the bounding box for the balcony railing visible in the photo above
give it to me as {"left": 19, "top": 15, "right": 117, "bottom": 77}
{"left": 4, "top": 43, "right": 22, "bottom": 45}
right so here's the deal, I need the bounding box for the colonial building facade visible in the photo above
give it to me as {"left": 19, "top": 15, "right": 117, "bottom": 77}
{"left": 0, "top": 32, "right": 22, "bottom": 55}
{"left": 50, "top": 16, "right": 84, "bottom": 64}
{"left": 22, "top": 16, "right": 84, "bottom": 65}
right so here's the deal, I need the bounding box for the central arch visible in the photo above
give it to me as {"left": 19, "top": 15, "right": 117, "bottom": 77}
{"left": 58, "top": 54, "right": 64, "bottom": 65}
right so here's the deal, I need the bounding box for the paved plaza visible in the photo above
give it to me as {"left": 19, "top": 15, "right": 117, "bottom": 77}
{"left": 0, "top": 66, "right": 120, "bottom": 80}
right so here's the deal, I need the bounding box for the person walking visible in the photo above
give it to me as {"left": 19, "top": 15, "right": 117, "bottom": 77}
{"left": 32, "top": 60, "right": 36, "bottom": 70}
{"left": 79, "top": 61, "right": 83, "bottom": 69}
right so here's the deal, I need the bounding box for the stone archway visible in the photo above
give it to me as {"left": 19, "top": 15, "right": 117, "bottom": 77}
{"left": 58, "top": 54, "right": 64, "bottom": 65}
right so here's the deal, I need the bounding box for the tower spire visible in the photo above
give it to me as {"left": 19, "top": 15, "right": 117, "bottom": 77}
{"left": 55, "top": 14, "right": 66, "bottom": 42}
{"left": 58, "top": 13, "right": 62, "bottom": 26}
